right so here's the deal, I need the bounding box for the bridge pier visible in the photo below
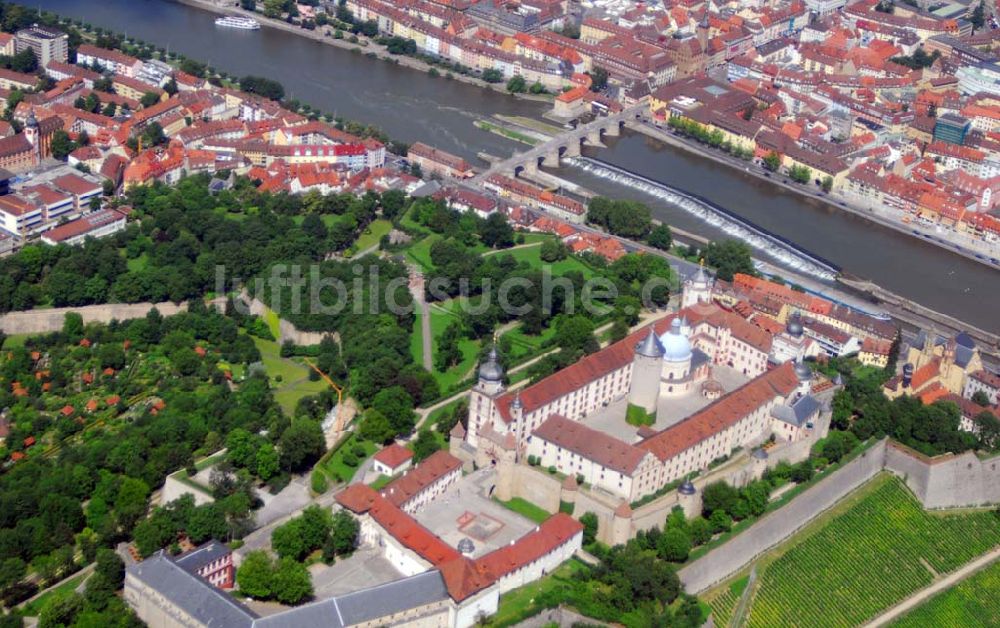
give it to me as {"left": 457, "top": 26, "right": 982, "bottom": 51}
{"left": 603, "top": 123, "right": 621, "bottom": 137}
{"left": 541, "top": 150, "right": 560, "bottom": 168}
{"left": 563, "top": 142, "right": 581, "bottom": 158}
{"left": 585, "top": 129, "right": 602, "bottom": 145}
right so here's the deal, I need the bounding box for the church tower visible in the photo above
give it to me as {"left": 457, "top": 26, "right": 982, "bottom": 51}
{"left": 467, "top": 346, "right": 505, "bottom": 448}
{"left": 24, "top": 110, "right": 40, "bottom": 164}
{"left": 681, "top": 262, "right": 714, "bottom": 309}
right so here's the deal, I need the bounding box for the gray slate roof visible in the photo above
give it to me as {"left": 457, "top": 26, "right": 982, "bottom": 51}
{"left": 128, "top": 550, "right": 450, "bottom": 628}
{"left": 128, "top": 552, "right": 257, "bottom": 628}
{"left": 175, "top": 539, "right": 232, "bottom": 575}
{"left": 771, "top": 394, "right": 821, "bottom": 428}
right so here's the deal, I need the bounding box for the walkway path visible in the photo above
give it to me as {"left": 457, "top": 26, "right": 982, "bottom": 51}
{"left": 408, "top": 267, "right": 433, "bottom": 371}
{"left": 863, "top": 545, "right": 1000, "bottom": 627}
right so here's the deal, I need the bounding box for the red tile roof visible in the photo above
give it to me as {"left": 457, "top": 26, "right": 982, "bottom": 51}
{"left": 373, "top": 443, "right": 414, "bottom": 470}
{"left": 533, "top": 414, "right": 648, "bottom": 475}
{"left": 639, "top": 361, "right": 799, "bottom": 462}
{"left": 380, "top": 450, "right": 461, "bottom": 507}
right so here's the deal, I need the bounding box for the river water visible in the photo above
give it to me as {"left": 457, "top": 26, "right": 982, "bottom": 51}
{"left": 32, "top": 0, "right": 1000, "bottom": 331}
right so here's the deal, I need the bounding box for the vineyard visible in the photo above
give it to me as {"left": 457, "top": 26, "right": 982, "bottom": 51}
{"left": 709, "top": 474, "right": 1000, "bottom": 627}
{"left": 892, "top": 561, "right": 1000, "bottom": 627}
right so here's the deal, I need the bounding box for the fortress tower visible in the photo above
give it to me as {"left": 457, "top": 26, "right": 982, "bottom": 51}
{"left": 628, "top": 328, "right": 665, "bottom": 414}
{"left": 681, "top": 262, "right": 714, "bottom": 309}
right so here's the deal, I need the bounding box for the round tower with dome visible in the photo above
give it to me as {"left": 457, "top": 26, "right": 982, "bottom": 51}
{"left": 659, "top": 318, "right": 694, "bottom": 397}
{"left": 681, "top": 262, "right": 714, "bottom": 309}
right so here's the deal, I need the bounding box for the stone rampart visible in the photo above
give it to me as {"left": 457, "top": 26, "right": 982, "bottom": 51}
{"left": 0, "top": 301, "right": 187, "bottom": 335}
{"left": 884, "top": 441, "right": 1000, "bottom": 509}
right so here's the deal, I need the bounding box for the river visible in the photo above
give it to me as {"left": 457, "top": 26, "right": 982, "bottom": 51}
{"left": 30, "top": 0, "right": 1000, "bottom": 332}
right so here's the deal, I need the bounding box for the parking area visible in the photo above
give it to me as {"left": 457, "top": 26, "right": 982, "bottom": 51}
{"left": 412, "top": 468, "right": 536, "bottom": 558}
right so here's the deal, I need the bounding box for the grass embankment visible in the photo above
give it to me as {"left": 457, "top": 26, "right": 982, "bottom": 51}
{"left": 474, "top": 120, "right": 539, "bottom": 146}
{"left": 703, "top": 474, "right": 1000, "bottom": 628}
{"left": 21, "top": 572, "right": 89, "bottom": 617}
{"left": 488, "top": 558, "right": 588, "bottom": 627}
{"left": 494, "top": 497, "right": 550, "bottom": 524}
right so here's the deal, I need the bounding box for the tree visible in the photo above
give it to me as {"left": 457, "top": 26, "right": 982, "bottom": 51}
{"left": 480, "top": 212, "right": 514, "bottom": 248}
{"left": 371, "top": 386, "right": 416, "bottom": 436}
{"left": 553, "top": 315, "right": 598, "bottom": 357}
{"left": 647, "top": 224, "right": 672, "bottom": 251}
{"left": 974, "top": 411, "right": 1000, "bottom": 448}
{"left": 358, "top": 409, "right": 394, "bottom": 444}
{"left": 971, "top": 390, "right": 991, "bottom": 406}
{"left": 587, "top": 66, "right": 609, "bottom": 92}
{"left": 580, "top": 512, "right": 598, "bottom": 546}
{"left": 255, "top": 443, "right": 279, "bottom": 481}
{"left": 238, "top": 75, "right": 285, "bottom": 100}
{"left": 657, "top": 528, "right": 691, "bottom": 562}
{"left": 94, "top": 548, "right": 124, "bottom": 590}
{"left": 49, "top": 130, "right": 76, "bottom": 160}
{"left": 140, "top": 92, "right": 161, "bottom": 108}
{"left": 703, "top": 239, "right": 756, "bottom": 281}
{"left": 701, "top": 481, "right": 739, "bottom": 516}
{"left": 972, "top": 2, "right": 985, "bottom": 28}
{"left": 506, "top": 75, "right": 527, "bottom": 93}
{"left": 411, "top": 429, "right": 441, "bottom": 463}
{"left": 278, "top": 419, "right": 326, "bottom": 471}
{"left": 272, "top": 520, "right": 309, "bottom": 561}
{"left": 821, "top": 176, "right": 834, "bottom": 193}
{"left": 272, "top": 557, "right": 312, "bottom": 605}
{"left": 762, "top": 151, "right": 781, "bottom": 172}
{"left": 481, "top": 69, "right": 503, "bottom": 83}
{"left": 328, "top": 510, "right": 360, "bottom": 557}
{"left": 236, "top": 550, "right": 273, "bottom": 599}
{"left": 539, "top": 239, "right": 568, "bottom": 262}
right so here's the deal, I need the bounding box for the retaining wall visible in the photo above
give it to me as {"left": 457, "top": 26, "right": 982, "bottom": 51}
{"left": 0, "top": 301, "right": 188, "bottom": 335}
{"left": 884, "top": 442, "right": 1000, "bottom": 509}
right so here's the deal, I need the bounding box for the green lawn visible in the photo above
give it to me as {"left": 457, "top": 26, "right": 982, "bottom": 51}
{"left": 892, "top": 560, "right": 1000, "bottom": 627}
{"left": 427, "top": 304, "right": 480, "bottom": 391}
{"left": 711, "top": 475, "right": 1000, "bottom": 628}
{"left": 350, "top": 218, "right": 392, "bottom": 255}
{"left": 320, "top": 433, "right": 378, "bottom": 483}
{"left": 502, "top": 323, "right": 556, "bottom": 360}
{"left": 369, "top": 474, "right": 393, "bottom": 490}
{"left": 22, "top": 571, "right": 89, "bottom": 617}
{"left": 488, "top": 558, "right": 588, "bottom": 627}
{"left": 126, "top": 253, "right": 149, "bottom": 272}
{"left": 490, "top": 242, "right": 597, "bottom": 278}
{"left": 2, "top": 333, "right": 34, "bottom": 349}
{"left": 425, "top": 397, "right": 465, "bottom": 430}
{"left": 494, "top": 497, "right": 551, "bottom": 524}
{"left": 251, "top": 337, "right": 328, "bottom": 415}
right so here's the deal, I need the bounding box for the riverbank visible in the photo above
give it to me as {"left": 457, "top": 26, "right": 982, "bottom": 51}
{"left": 629, "top": 121, "right": 1000, "bottom": 272}
{"left": 174, "top": 0, "right": 554, "bottom": 103}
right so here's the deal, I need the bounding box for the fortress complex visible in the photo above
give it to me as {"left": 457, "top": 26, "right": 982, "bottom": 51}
{"left": 461, "top": 268, "right": 827, "bottom": 503}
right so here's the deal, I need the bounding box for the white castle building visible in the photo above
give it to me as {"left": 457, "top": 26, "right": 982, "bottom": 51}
{"left": 462, "top": 270, "right": 826, "bottom": 503}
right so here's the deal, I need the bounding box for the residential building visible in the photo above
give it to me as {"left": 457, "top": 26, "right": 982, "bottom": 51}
{"left": 14, "top": 24, "right": 68, "bottom": 66}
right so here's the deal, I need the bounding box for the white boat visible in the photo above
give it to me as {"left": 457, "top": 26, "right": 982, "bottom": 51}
{"left": 214, "top": 15, "right": 261, "bottom": 30}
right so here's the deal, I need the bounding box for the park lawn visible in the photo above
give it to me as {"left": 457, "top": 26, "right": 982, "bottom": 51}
{"left": 369, "top": 474, "right": 393, "bottom": 490}
{"left": 427, "top": 304, "right": 480, "bottom": 391}
{"left": 22, "top": 571, "right": 89, "bottom": 617}
{"left": 405, "top": 234, "right": 439, "bottom": 271}
{"left": 320, "top": 433, "right": 378, "bottom": 483}
{"left": 351, "top": 218, "right": 392, "bottom": 254}
{"left": 494, "top": 243, "right": 597, "bottom": 279}
{"left": 502, "top": 323, "right": 556, "bottom": 360}
{"left": 251, "top": 337, "right": 328, "bottom": 415}
{"left": 489, "top": 558, "right": 588, "bottom": 627}
{"left": 891, "top": 560, "right": 1000, "bottom": 627}
{"left": 126, "top": 253, "right": 149, "bottom": 272}
{"left": 714, "top": 474, "right": 1000, "bottom": 628}
{"left": 494, "top": 496, "right": 550, "bottom": 524}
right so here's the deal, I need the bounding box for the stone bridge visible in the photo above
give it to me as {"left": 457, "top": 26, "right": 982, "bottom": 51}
{"left": 472, "top": 104, "right": 646, "bottom": 181}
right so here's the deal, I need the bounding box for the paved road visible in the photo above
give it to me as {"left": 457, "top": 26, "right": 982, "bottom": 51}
{"left": 863, "top": 545, "right": 1000, "bottom": 627}
{"left": 409, "top": 268, "right": 433, "bottom": 371}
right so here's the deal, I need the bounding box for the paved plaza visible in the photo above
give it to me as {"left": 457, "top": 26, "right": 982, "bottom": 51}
{"left": 413, "top": 469, "right": 536, "bottom": 558}
{"left": 309, "top": 547, "right": 403, "bottom": 599}
{"left": 586, "top": 365, "right": 749, "bottom": 442}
